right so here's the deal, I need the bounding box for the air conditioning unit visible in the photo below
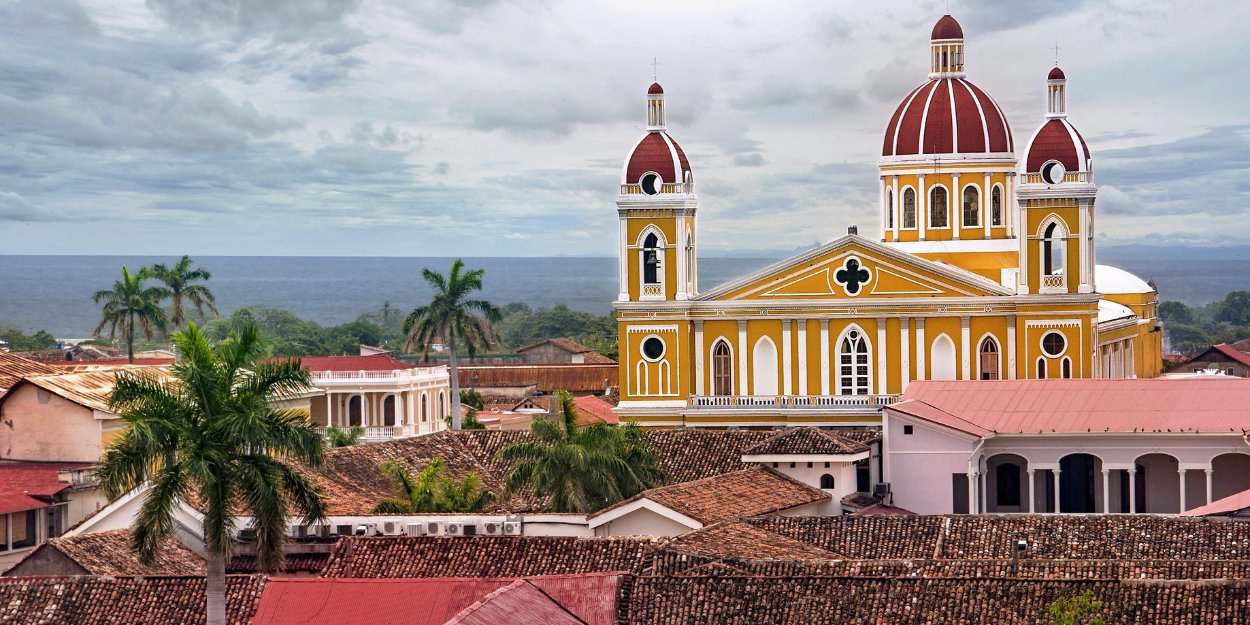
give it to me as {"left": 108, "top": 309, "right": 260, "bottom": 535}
{"left": 238, "top": 528, "right": 257, "bottom": 542}
{"left": 334, "top": 524, "right": 353, "bottom": 537}
{"left": 445, "top": 522, "right": 463, "bottom": 536}
{"left": 462, "top": 524, "right": 477, "bottom": 536}
{"left": 482, "top": 522, "right": 501, "bottom": 535}
{"left": 355, "top": 523, "right": 377, "bottom": 536}
{"left": 426, "top": 521, "right": 444, "bottom": 536}
{"left": 502, "top": 521, "right": 522, "bottom": 536}
{"left": 405, "top": 523, "right": 425, "bottom": 537}
{"left": 289, "top": 524, "right": 307, "bottom": 539}
{"left": 381, "top": 521, "right": 404, "bottom": 536}
{"left": 315, "top": 524, "right": 332, "bottom": 539}
{"left": 872, "top": 483, "right": 891, "bottom": 499}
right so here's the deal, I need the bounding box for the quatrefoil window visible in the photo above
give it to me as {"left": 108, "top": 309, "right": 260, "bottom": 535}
{"left": 834, "top": 257, "right": 872, "bottom": 296}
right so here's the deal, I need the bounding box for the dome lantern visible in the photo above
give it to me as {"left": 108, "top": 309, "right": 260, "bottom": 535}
{"left": 647, "top": 82, "right": 666, "bottom": 131}
{"left": 930, "top": 14, "right": 966, "bottom": 79}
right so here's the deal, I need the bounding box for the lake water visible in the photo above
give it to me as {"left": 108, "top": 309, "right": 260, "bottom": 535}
{"left": 0, "top": 251, "right": 1243, "bottom": 336}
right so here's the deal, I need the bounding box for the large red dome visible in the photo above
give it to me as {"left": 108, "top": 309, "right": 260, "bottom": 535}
{"left": 882, "top": 78, "right": 1014, "bottom": 157}
{"left": 1024, "top": 118, "right": 1090, "bottom": 173}
{"left": 623, "top": 132, "right": 691, "bottom": 185}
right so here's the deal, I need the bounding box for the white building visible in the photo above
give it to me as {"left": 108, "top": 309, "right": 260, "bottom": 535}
{"left": 304, "top": 355, "right": 451, "bottom": 442}
{"left": 883, "top": 378, "right": 1250, "bottom": 515}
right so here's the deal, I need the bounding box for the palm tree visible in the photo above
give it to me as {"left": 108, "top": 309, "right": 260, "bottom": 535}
{"left": 97, "top": 322, "right": 326, "bottom": 625}
{"left": 93, "top": 265, "right": 170, "bottom": 364}
{"left": 324, "top": 425, "right": 365, "bottom": 447}
{"left": 371, "top": 457, "right": 494, "bottom": 513}
{"left": 497, "top": 391, "right": 665, "bottom": 513}
{"left": 151, "top": 255, "right": 219, "bottom": 328}
{"left": 403, "top": 259, "right": 500, "bottom": 430}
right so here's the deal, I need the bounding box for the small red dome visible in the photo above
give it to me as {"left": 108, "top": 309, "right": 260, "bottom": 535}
{"left": 1025, "top": 118, "right": 1090, "bottom": 173}
{"left": 931, "top": 15, "right": 964, "bottom": 40}
{"left": 624, "top": 132, "right": 691, "bottom": 185}
{"left": 882, "top": 78, "right": 1014, "bottom": 157}
{"left": 648, "top": 82, "right": 664, "bottom": 95}
{"left": 1048, "top": 66, "right": 1066, "bottom": 80}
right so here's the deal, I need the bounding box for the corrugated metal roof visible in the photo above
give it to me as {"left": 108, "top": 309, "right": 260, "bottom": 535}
{"left": 0, "top": 352, "right": 59, "bottom": 396}
{"left": 459, "top": 364, "right": 617, "bottom": 393}
{"left": 1181, "top": 487, "right": 1250, "bottom": 517}
{"left": 892, "top": 378, "right": 1250, "bottom": 435}
{"left": 18, "top": 370, "right": 169, "bottom": 413}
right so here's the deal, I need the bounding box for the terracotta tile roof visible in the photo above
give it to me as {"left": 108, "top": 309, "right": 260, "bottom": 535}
{"left": 251, "top": 573, "right": 621, "bottom": 625}
{"left": 573, "top": 394, "right": 619, "bottom": 426}
{"left": 12, "top": 529, "right": 205, "bottom": 576}
{"left": 624, "top": 576, "right": 1250, "bottom": 624}
{"left": 892, "top": 378, "right": 1250, "bottom": 435}
{"left": 851, "top": 503, "right": 917, "bottom": 516}
{"left": 0, "top": 352, "right": 58, "bottom": 395}
{"left": 589, "top": 466, "right": 829, "bottom": 526}
{"left": 661, "top": 520, "right": 847, "bottom": 562}
{"left": 227, "top": 552, "right": 330, "bottom": 574}
{"left": 742, "top": 428, "right": 871, "bottom": 455}
{"left": 640, "top": 430, "right": 773, "bottom": 483}
{"left": 319, "top": 536, "right": 661, "bottom": 578}
{"left": 0, "top": 575, "right": 266, "bottom": 625}
{"left": 300, "top": 354, "right": 422, "bottom": 372}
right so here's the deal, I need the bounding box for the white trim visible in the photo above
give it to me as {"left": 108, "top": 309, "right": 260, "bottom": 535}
{"left": 586, "top": 497, "right": 702, "bottom": 530}
{"left": 956, "top": 78, "right": 992, "bottom": 153}
{"left": 929, "top": 332, "right": 957, "bottom": 381}
{"left": 1040, "top": 330, "right": 1067, "bottom": 358}
{"left": 947, "top": 77, "right": 959, "bottom": 153}
{"left": 657, "top": 132, "right": 683, "bottom": 183}
{"left": 891, "top": 83, "right": 929, "bottom": 155}
{"left": 927, "top": 183, "right": 952, "bottom": 230}
{"left": 639, "top": 334, "right": 667, "bottom": 362}
{"left": 916, "top": 81, "right": 941, "bottom": 156}
{"left": 620, "top": 133, "right": 649, "bottom": 183}
{"left": 742, "top": 452, "right": 870, "bottom": 464}
{"left": 752, "top": 335, "right": 780, "bottom": 397}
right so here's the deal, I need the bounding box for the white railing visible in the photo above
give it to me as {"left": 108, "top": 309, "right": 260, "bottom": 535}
{"left": 313, "top": 369, "right": 435, "bottom": 381}
{"left": 1021, "top": 171, "right": 1092, "bottom": 185}
{"left": 689, "top": 394, "right": 898, "bottom": 409}
{"left": 641, "top": 284, "right": 664, "bottom": 297}
{"left": 620, "top": 182, "right": 694, "bottom": 195}
{"left": 318, "top": 425, "right": 415, "bottom": 442}
{"left": 1040, "top": 274, "right": 1066, "bottom": 293}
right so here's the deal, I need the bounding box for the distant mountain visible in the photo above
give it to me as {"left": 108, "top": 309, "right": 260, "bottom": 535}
{"left": 1099, "top": 244, "right": 1250, "bottom": 262}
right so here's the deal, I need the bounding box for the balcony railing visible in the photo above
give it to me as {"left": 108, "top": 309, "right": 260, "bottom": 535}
{"left": 1020, "top": 171, "right": 1093, "bottom": 185}
{"left": 620, "top": 181, "right": 694, "bottom": 195}
{"left": 318, "top": 425, "right": 417, "bottom": 442}
{"left": 1040, "top": 274, "right": 1066, "bottom": 293}
{"left": 311, "top": 368, "right": 445, "bottom": 382}
{"left": 688, "top": 394, "right": 898, "bottom": 409}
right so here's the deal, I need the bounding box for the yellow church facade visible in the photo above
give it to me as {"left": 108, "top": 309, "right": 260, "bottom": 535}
{"left": 613, "top": 14, "right": 1162, "bottom": 428}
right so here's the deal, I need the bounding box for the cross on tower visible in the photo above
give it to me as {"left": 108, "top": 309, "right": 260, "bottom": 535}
{"left": 1052, "top": 41, "right": 1061, "bottom": 66}
{"left": 651, "top": 57, "right": 661, "bottom": 81}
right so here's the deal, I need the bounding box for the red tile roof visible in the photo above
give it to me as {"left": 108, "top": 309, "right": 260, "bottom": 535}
{"left": 7, "top": 529, "right": 205, "bottom": 576}
{"left": 742, "top": 427, "right": 872, "bottom": 455}
{"left": 0, "top": 487, "right": 48, "bottom": 514}
{"left": 458, "top": 363, "right": 617, "bottom": 393}
{"left": 891, "top": 378, "right": 1250, "bottom": 435}
{"left": 320, "top": 536, "right": 660, "bottom": 578}
{"left": 590, "top": 466, "right": 829, "bottom": 526}
{"left": 573, "top": 394, "right": 619, "bottom": 426}
{"left": 1213, "top": 343, "right": 1250, "bottom": 367}
{"left": 301, "top": 354, "right": 423, "bottom": 372}
{"left": 0, "top": 575, "right": 266, "bottom": 625}
{"left": 0, "top": 462, "right": 92, "bottom": 498}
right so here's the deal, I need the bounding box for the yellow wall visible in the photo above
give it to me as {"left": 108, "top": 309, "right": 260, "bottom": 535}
{"left": 882, "top": 167, "right": 1013, "bottom": 244}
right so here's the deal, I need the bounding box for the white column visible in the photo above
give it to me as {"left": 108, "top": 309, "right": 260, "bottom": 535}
{"left": 983, "top": 173, "right": 991, "bottom": 239}
{"left": 1078, "top": 200, "right": 1092, "bottom": 293}
{"left": 917, "top": 174, "right": 927, "bottom": 241}
{"left": 978, "top": 470, "right": 987, "bottom": 513}
{"left": 694, "top": 321, "right": 705, "bottom": 396}
{"left": 618, "top": 215, "right": 630, "bottom": 301}
{"left": 782, "top": 320, "right": 793, "bottom": 395}
{"left": 876, "top": 318, "right": 888, "bottom": 395}
{"left": 1007, "top": 174, "right": 1017, "bottom": 238}
{"left": 891, "top": 176, "right": 900, "bottom": 239}
{"left": 1017, "top": 184, "right": 1029, "bottom": 294}
{"left": 1178, "top": 469, "right": 1188, "bottom": 513}
{"left": 1129, "top": 467, "right": 1137, "bottom": 514}
{"left": 951, "top": 173, "right": 961, "bottom": 240}
{"left": 675, "top": 223, "right": 688, "bottom": 301}
{"left": 915, "top": 318, "right": 926, "bottom": 380}
{"left": 819, "top": 320, "right": 830, "bottom": 395}
{"left": 967, "top": 469, "right": 977, "bottom": 514}
{"left": 1054, "top": 469, "right": 1062, "bottom": 514}
{"left": 396, "top": 392, "right": 406, "bottom": 426}
{"left": 900, "top": 318, "right": 911, "bottom": 392}
{"left": 325, "top": 392, "right": 333, "bottom": 428}
{"left": 1102, "top": 469, "right": 1111, "bottom": 514}
{"left": 1206, "top": 468, "right": 1214, "bottom": 505}
{"left": 879, "top": 176, "right": 887, "bottom": 240}
{"left": 797, "top": 321, "right": 809, "bottom": 396}
{"left": 737, "top": 321, "right": 748, "bottom": 396}
{"left": 960, "top": 316, "right": 971, "bottom": 380}
{"left": 1007, "top": 317, "right": 1017, "bottom": 380}
{"left": 1028, "top": 468, "right": 1037, "bottom": 513}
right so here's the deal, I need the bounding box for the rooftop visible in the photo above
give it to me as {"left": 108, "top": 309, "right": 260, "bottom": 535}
{"left": 8, "top": 528, "right": 205, "bottom": 576}
{"left": 0, "top": 575, "right": 266, "bottom": 625}
{"left": 0, "top": 352, "right": 58, "bottom": 396}
{"left": 742, "top": 427, "right": 874, "bottom": 456}
{"left": 301, "top": 354, "right": 432, "bottom": 372}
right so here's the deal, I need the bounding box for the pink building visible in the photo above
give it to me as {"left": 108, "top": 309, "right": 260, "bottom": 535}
{"left": 303, "top": 355, "right": 451, "bottom": 442}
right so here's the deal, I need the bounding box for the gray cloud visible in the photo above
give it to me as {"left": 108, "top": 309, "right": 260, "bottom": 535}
{"left": 145, "top": 0, "right": 363, "bottom": 40}
{"left": 734, "top": 153, "right": 767, "bottom": 167}
{"left": 0, "top": 191, "right": 66, "bottom": 222}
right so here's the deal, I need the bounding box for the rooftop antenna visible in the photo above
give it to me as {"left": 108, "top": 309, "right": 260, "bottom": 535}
{"left": 1052, "top": 41, "right": 1061, "bottom": 66}
{"left": 651, "top": 57, "right": 661, "bottom": 82}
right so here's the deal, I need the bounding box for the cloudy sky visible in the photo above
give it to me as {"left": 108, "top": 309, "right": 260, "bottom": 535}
{"left": 1, "top": 0, "right": 1247, "bottom": 257}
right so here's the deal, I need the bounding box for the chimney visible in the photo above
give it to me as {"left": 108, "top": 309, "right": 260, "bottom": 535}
{"left": 848, "top": 225, "right": 858, "bottom": 236}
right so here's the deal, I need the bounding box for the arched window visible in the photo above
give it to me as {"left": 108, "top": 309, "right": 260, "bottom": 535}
{"left": 996, "top": 463, "right": 1021, "bottom": 506}
{"left": 902, "top": 188, "right": 917, "bottom": 228}
{"left": 383, "top": 395, "right": 396, "bottom": 426}
{"left": 886, "top": 188, "right": 894, "bottom": 229}
{"left": 930, "top": 187, "right": 948, "bottom": 228}
{"left": 991, "top": 185, "right": 1003, "bottom": 226}
{"left": 930, "top": 334, "right": 957, "bottom": 381}
{"left": 979, "top": 338, "right": 999, "bottom": 380}
{"left": 1036, "top": 358, "right": 1047, "bottom": 379}
{"left": 820, "top": 474, "right": 835, "bottom": 489}
{"left": 438, "top": 391, "right": 446, "bottom": 420}
{"left": 962, "top": 186, "right": 979, "bottom": 227}
{"left": 752, "top": 337, "right": 779, "bottom": 396}
{"left": 642, "top": 233, "right": 661, "bottom": 285}
{"left": 838, "top": 329, "right": 870, "bottom": 395}
{"left": 712, "top": 340, "right": 733, "bottom": 396}
{"left": 420, "top": 393, "right": 428, "bottom": 422}
{"left": 1061, "top": 357, "right": 1073, "bottom": 379}
{"left": 684, "top": 228, "right": 694, "bottom": 289}
{"left": 1043, "top": 222, "right": 1065, "bottom": 276}
{"left": 348, "top": 395, "right": 363, "bottom": 427}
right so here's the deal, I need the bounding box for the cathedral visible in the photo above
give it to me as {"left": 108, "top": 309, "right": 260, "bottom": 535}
{"left": 613, "top": 14, "right": 1162, "bottom": 428}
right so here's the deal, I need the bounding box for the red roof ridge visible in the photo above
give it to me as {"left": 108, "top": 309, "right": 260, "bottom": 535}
{"left": 1212, "top": 344, "right": 1250, "bottom": 368}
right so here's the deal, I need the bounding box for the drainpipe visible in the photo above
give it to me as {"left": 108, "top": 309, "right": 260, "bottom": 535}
{"left": 967, "top": 436, "right": 990, "bottom": 514}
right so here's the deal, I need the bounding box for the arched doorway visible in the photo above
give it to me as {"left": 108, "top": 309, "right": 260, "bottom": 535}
{"left": 1059, "top": 453, "right": 1100, "bottom": 513}
{"left": 930, "top": 334, "right": 956, "bottom": 380}
{"left": 711, "top": 340, "right": 733, "bottom": 395}
{"left": 1135, "top": 453, "right": 1181, "bottom": 513}
{"left": 348, "top": 395, "right": 363, "bottom": 427}
{"left": 1212, "top": 453, "right": 1250, "bottom": 501}
{"left": 986, "top": 454, "right": 1028, "bottom": 512}
{"left": 383, "top": 395, "right": 396, "bottom": 427}
{"left": 752, "top": 337, "right": 778, "bottom": 396}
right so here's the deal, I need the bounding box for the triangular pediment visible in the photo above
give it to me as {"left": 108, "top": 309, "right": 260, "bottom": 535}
{"left": 698, "top": 235, "right": 1013, "bottom": 302}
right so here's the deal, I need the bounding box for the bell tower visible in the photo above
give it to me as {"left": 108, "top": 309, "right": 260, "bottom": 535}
{"left": 617, "top": 82, "right": 698, "bottom": 302}
{"left": 1017, "top": 65, "right": 1096, "bottom": 295}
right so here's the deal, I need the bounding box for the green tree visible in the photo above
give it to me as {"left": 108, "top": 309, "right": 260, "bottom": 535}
{"left": 1157, "top": 300, "right": 1193, "bottom": 325}
{"left": 150, "top": 255, "right": 219, "bottom": 328}
{"left": 0, "top": 326, "right": 58, "bottom": 352}
{"left": 1047, "top": 590, "right": 1106, "bottom": 625}
{"left": 92, "top": 265, "right": 170, "bottom": 364}
{"left": 1216, "top": 290, "right": 1250, "bottom": 326}
{"left": 497, "top": 391, "right": 664, "bottom": 513}
{"left": 403, "top": 259, "right": 501, "bottom": 430}
{"left": 97, "top": 322, "right": 326, "bottom": 625}
{"left": 444, "top": 406, "right": 487, "bottom": 430}
{"left": 460, "top": 388, "right": 485, "bottom": 410}
{"left": 372, "top": 457, "right": 494, "bottom": 513}
{"left": 325, "top": 425, "right": 364, "bottom": 447}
